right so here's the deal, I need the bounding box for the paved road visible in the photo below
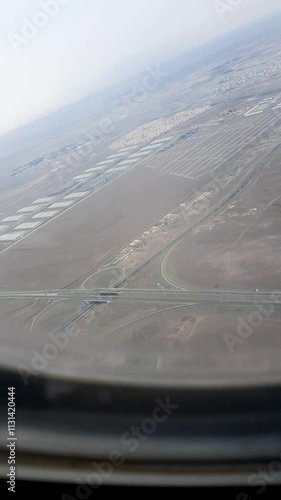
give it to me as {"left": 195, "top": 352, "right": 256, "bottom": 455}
{"left": 0, "top": 288, "right": 280, "bottom": 305}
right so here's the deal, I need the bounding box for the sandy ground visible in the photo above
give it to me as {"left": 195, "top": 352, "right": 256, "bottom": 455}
{"left": 0, "top": 165, "right": 192, "bottom": 290}
{"left": 164, "top": 146, "right": 281, "bottom": 291}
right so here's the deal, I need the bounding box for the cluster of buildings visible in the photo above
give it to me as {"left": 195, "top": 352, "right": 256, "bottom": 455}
{"left": 110, "top": 106, "right": 211, "bottom": 150}
{"left": 213, "top": 57, "right": 281, "bottom": 95}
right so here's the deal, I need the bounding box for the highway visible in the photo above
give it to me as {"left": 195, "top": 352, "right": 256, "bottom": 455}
{"left": 0, "top": 288, "right": 280, "bottom": 306}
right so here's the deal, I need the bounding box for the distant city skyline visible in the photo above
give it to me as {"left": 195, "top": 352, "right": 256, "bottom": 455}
{"left": 0, "top": 0, "right": 280, "bottom": 135}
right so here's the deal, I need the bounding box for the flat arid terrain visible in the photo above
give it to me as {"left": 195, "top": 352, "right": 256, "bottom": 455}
{"left": 0, "top": 16, "right": 281, "bottom": 386}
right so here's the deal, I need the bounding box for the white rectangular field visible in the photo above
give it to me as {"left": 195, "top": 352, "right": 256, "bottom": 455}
{"left": 17, "top": 206, "right": 38, "bottom": 213}
{"left": 32, "top": 197, "right": 54, "bottom": 204}
{"left": 96, "top": 160, "right": 115, "bottom": 166}
{"left": 0, "top": 232, "right": 25, "bottom": 242}
{"left": 130, "top": 151, "right": 151, "bottom": 158}
{"left": 141, "top": 144, "right": 163, "bottom": 151}
{"left": 107, "top": 154, "right": 120, "bottom": 159}
{"left": 152, "top": 136, "right": 173, "bottom": 144}
{"left": 107, "top": 153, "right": 125, "bottom": 159}
{"left": 73, "top": 174, "right": 92, "bottom": 180}
{"left": 64, "top": 192, "right": 89, "bottom": 199}
{"left": 49, "top": 201, "right": 73, "bottom": 209}
{"left": 15, "top": 222, "right": 41, "bottom": 230}
{"left": 32, "top": 211, "right": 59, "bottom": 219}
{"left": 2, "top": 215, "right": 24, "bottom": 222}
{"left": 85, "top": 167, "right": 105, "bottom": 173}
{"left": 118, "top": 158, "right": 139, "bottom": 165}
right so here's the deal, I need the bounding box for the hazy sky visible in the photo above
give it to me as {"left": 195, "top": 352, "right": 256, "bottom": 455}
{"left": 0, "top": 0, "right": 280, "bottom": 135}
